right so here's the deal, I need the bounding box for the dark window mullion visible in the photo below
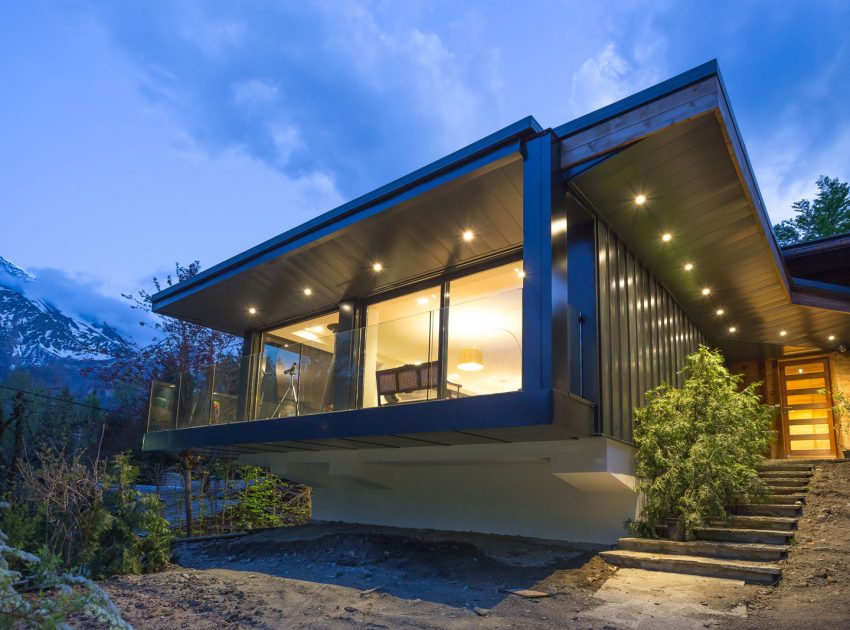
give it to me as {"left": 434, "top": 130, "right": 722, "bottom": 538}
{"left": 437, "top": 280, "right": 451, "bottom": 400}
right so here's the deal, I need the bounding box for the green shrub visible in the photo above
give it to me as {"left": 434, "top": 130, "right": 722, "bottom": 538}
{"left": 89, "top": 453, "right": 173, "bottom": 579}
{"left": 0, "top": 503, "right": 130, "bottom": 629}
{"left": 631, "top": 345, "right": 774, "bottom": 540}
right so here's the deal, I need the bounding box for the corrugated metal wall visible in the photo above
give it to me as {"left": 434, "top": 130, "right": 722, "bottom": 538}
{"left": 596, "top": 221, "right": 706, "bottom": 441}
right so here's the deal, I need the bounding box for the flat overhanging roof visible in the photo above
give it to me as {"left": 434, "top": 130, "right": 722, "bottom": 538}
{"left": 562, "top": 65, "right": 850, "bottom": 355}
{"left": 152, "top": 117, "right": 540, "bottom": 334}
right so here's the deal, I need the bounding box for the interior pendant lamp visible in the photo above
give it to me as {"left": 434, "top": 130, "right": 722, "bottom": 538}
{"left": 457, "top": 348, "right": 484, "bottom": 371}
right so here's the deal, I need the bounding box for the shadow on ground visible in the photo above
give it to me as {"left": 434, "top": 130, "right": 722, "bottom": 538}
{"left": 173, "top": 523, "right": 606, "bottom": 609}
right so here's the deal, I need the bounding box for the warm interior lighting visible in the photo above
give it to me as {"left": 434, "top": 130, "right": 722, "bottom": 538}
{"left": 728, "top": 326, "right": 737, "bottom": 333}
{"left": 662, "top": 233, "right": 672, "bottom": 242}
{"left": 372, "top": 262, "right": 383, "bottom": 272}
{"left": 292, "top": 330, "right": 319, "bottom": 341}
{"left": 715, "top": 308, "right": 725, "bottom": 316}
{"left": 684, "top": 263, "right": 694, "bottom": 271}
{"left": 457, "top": 348, "right": 484, "bottom": 371}
{"left": 462, "top": 230, "right": 475, "bottom": 242}
{"left": 828, "top": 335, "right": 836, "bottom": 341}
{"left": 514, "top": 267, "right": 526, "bottom": 279}
{"left": 341, "top": 303, "right": 352, "bottom": 312}
{"left": 416, "top": 296, "right": 429, "bottom": 306}
{"left": 780, "top": 330, "right": 787, "bottom": 337}
{"left": 635, "top": 194, "right": 647, "bottom": 205}
{"left": 798, "top": 368, "right": 804, "bottom": 374}
{"left": 248, "top": 307, "right": 257, "bottom": 315}
{"left": 303, "top": 288, "right": 312, "bottom": 296}
{"left": 701, "top": 288, "right": 711, "bottom": 296}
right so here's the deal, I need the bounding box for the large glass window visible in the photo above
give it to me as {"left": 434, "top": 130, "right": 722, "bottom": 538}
{"left": 362, "top": 287, "right": 441, "bottom": 408}
{"left": 446, "top": 263, "right": 523, "bottom": 397}
{"left": 257, "top": 311, "right": 339, "bottom": 418}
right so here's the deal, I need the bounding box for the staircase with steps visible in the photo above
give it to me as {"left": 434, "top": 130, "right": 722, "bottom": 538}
{"left": 601, "top": 461, "right": 814, "bottom": 585}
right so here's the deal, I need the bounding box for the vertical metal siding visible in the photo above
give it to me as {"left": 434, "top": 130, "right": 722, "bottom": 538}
{"left": 596, "top": 221, "right": 706, "bottom": 442}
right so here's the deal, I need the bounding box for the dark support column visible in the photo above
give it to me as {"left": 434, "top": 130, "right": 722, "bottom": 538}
{"left": 522, "top": 132, "right": 555, "bottom": 391}
{"left": 436, "top": 280, "right": 451, "bottom": 400}
{"left": 237, "top": 330, "right": 260, "bottom": 421}
{"left": 333, "top": 300, "right": 358, "bottom": 411}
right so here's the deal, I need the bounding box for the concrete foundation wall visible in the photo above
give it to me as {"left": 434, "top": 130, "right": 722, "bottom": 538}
{"left": 242, "top": 437, "right": 638, "bottom": 545}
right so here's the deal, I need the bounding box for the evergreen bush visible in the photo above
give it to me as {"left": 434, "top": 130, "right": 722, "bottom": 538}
{"left": 631, "top": 345, "right": 774, "bottom": 540}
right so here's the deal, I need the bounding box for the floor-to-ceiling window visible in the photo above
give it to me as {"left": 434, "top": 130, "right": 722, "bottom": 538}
{"left": 362, "top": 287, "right": 441, "bottom": 408}
{"left": 257, "top": 311, "right": 339, "bottom": 418}
{"left": 446, "top": 263, "right": 523, "bottom": 397}
{"left": 361, "top": 261, "right": 522, "bottom": 407}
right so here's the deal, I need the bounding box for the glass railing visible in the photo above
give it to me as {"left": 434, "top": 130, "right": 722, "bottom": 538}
{"left": 147, "top": 288, "right": 523, "bottom": 432}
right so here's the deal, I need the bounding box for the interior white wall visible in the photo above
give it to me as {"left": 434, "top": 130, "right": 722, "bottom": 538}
{"left": 242, "top": 437, "right": 638, "bottom": 545}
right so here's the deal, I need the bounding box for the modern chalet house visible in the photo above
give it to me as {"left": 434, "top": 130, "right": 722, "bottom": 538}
{"left": 143, "top": 61, "right": 850, "bottom": 545}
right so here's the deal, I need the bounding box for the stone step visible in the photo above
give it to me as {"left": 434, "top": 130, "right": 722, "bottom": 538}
{"left": 756, "top": 459, "right": 821, "bottom": 470}
{"left": 695, "top": 526, "right": 794, "bottom": 545}
{"left": 617, "top": 537, "right": 788, "bottom": 562}
{"left": 732, "top": 503, "right": 801, "bottom": 517}
{"left": 764, "top": 477, "right": 809, "bottom": 487}
{"left": 599, "top": 550, "right": 780, "bottom": 585}
{"left": 764, "top": 493, "right": 808, "bottom": 504}
{"left": 767, "top": 485, "right": 809, "bottom": 494}
{"left": 758, "top": 470, "right": 812, "bottom": 479}
{"left": 710, "top": 515, "right": 798, "bottom": 531}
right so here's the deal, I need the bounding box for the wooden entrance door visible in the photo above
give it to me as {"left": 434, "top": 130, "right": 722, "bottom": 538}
{"left": 778, "top": 357, "right": 837, "bottom": 459}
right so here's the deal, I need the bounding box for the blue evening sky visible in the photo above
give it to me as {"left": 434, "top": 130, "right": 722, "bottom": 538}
{"left": 1, "top": 1, "right": 848, "bottom": 337}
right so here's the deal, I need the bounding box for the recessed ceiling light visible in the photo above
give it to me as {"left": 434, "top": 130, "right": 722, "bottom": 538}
{"left": 780, "top": 330, "right": 787, "bottom": 337}
{"left": 635, "top": 194, "right": 647, "bottom": 205}
{"left": 728, "top": 326, "right": 737, "bottom": 333}
{"left": 662, "top": 233, "right": 672, "bottom": 242}
{"left": 303, "top": 288, "right": 312, "bottom": 296}
{"left": 715, "top": 308, "right": 725, "bottom": 316}
{"left": 248, "top": 307, "right": 257, "bottom": 315}
{"left": 372, "top": 262, "right": 383, "bottom": 272}
{"left": 341, "top": 303, "right": 352, "bottom": 312}
{"left": 828, "top": 335, "right": 836, "bottom": 341}
{"left": 416, "top": 297, "right": 429, "bottom": 305}
{"left": 516, "top": 270, "right": 526, "bottom": 279}
{"left": 684, "top": 263, "right": 694, "bottom": 271}
{"left": 462, "top": 230, "right": 475, "bottom": 242}
{"left": 798, "top": 368, "right": 804, "bottom": 374}
{"left": 701, "top": 287, "right": 711, "bottom": 296}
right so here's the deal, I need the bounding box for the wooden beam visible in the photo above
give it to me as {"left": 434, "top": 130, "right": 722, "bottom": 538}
{"left": 559, "top": 77, "right": 720, "bottom": 168}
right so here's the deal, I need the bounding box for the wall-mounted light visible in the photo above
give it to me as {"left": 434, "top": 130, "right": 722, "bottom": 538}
{"left": 458, "top": 348, "right": 484, "bottom": 371}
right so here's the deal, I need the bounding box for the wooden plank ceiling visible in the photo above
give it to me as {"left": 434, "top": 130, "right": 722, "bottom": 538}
{"left": 570, "top": 113, "right": 850, "bottom": 358}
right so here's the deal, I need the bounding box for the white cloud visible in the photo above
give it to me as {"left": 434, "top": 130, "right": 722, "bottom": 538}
{"left": 568, "top": 43, "right": 664, "bottom": 117}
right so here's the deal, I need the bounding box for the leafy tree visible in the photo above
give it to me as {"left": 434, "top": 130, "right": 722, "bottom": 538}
{"left": 773, "top": 175, "right": 850, "bottom": 246}
{"left": 631, "top": 346, "right": 774, "bottom": 540}
{"left": 93, "top": 261, "right": 240, "bottom": 456}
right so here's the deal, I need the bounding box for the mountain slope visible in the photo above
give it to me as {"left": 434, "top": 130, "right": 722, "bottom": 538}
{"left": 0, "top": 256, "right": 132, "bottom": 372}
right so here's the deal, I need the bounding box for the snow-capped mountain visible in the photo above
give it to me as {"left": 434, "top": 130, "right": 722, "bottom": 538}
{"left": 0, "top": 256, "right": 132, "bottom": 372}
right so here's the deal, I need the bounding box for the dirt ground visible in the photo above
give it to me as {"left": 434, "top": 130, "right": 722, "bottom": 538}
{"left": 74, "top": 461, "right": 849, "bottom": 629}
{"left": 720, "top": 460, "right": 850, "bottom": 629}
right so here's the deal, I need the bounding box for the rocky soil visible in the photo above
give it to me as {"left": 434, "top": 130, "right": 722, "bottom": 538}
{"left": 73, "top": 461, "right": 850, "bottom": 629}
{"left": 721, "top": 460, "right": 850, "bottom": 629}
